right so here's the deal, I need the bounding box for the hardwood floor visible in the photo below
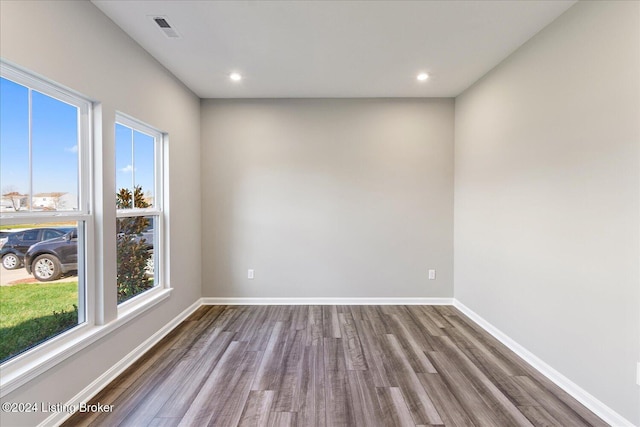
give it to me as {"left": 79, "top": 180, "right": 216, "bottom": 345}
{"left": 63, "top": 305, "right": 607, "bottom": 427}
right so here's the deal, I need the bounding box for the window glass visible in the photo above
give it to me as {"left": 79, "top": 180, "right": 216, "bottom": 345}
{"left": 116, "top": 215, "right": 155, "bottom": 303}
{"left": 115, "top": 118, "right": 162, "bottom": 304}
{"left": 21, "top": 230, "right": 39, "bottom": 241}
{"left": 0, "top": 222, "right": 81, "bottom": 362}
{"left": 0, "top": 79, "right": 29, "bottom": 211}
{"left": 1, "top": 66, "right": 89, "bottom": 364}
{"left": 133, "top": 130, "right": 155, "bottom": 208}
{"left": 31, "top": 91, "right": 79, "bottom": 211}
{"left": 43, "top": 229, "right": 63, "bottom": 240}
{"left": 0, "top": 78, "right": 80, "bottom": 213}
{"left": 115, "top": 123, "right": 133, "bottom": 209}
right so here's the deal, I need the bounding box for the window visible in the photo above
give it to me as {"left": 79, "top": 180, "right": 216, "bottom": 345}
{"left": 0, "top": 63, "right": 90, "bottom": 362}
{"left": 0, "top": 61, "right": 172, "bottom": 395}
{"left": 115, "top": 116, "right": 163, "bottom": 304}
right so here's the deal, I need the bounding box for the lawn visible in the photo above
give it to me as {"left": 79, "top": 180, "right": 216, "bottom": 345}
{"left": 0, "top": 281, "right": 78, "bottom": 362}
{"left": 0, "top": 221, "right": 77, "bottom": 231}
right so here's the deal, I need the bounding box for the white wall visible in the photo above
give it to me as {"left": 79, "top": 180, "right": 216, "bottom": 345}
{"left": 0, "top": 1, "right": 201, "bottom": 425}
{"left": 201, "top": 99, "right": 454, "bottom": 299}
{"left": 454, "top": 1, "right": 640, "bottom": 424}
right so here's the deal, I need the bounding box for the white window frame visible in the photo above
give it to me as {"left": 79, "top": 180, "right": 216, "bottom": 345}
{"left": 0, "top": 61, "right": 172, "bottom": 399}
{"left": 0, "top": 62, "right": 95, "bottom": 382}
{"left": 114, "top": 113, "right": 167, "bottom": 310}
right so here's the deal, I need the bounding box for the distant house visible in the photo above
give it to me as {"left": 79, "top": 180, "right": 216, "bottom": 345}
{"left": 32, "top": 192, "right": 77, "bottom": 211}
{"left": 0, "top": 192, "right": 28, "bottom": 212}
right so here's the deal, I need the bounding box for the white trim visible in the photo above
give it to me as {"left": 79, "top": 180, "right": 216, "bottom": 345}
{"left": 0, "top": 60, "right": 95, "bottom": 109}
{"left": 0, "top": 289, "right": 172, "bottom": 397}
{"left": 115, "top": 113, "right": 162, "bottom": 140}
{"left": 116, "top": 208, "right": 161, "bottom": 218}
{"left": 452, "top": 299, "right": 635, "bottom": 427}
{"left": 202, "top": 297, "right": 454, "bottom": 305}
{"left": 38, "top": 298, "right": 202, "bottom": 427}
{"left": 117, "top": 286, "right": 170, "bottom": 320}
{"left": 0, "top": 214, "right": 91, "bottom": 226}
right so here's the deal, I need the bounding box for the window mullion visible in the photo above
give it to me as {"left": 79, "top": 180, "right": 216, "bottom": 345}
{"left": 130, "top": 128, "right": 135, "bottom": 208}
{"left": 28, "top": 87, "right": 33, "bottom": 212}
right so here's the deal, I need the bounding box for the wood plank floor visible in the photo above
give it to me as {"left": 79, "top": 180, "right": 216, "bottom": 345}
{"left": 64, "top": 305, "right": 607, "bottom": 427}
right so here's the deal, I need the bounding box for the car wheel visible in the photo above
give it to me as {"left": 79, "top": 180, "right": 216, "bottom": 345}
{"left": 32, "top": 254, "right": 62, "bottom": 282}
{"left": 2, "top": 253, "right": 21, "bottom": 270}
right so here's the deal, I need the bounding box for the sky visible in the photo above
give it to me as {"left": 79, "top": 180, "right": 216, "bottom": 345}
{"left": 1, "top": 77, "right": 155, "bottom": 210}
{"left": 115, "top": 123, "right": 155, "bottom": 207}
{"left": 1, "top": 77, "right": 78, "bottom": 201}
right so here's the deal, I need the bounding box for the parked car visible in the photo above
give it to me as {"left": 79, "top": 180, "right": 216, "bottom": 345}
{"left": 0, "top": 227, "right": 74, "bottom": 270}
{"left": 24, "top": 227, "right": 154, "bottom": 282}
{"left": 25, "top": 228, "right": 78, "bottom": 282}
{"left": 0, "top": 230, "right": 12, "bottom": 247}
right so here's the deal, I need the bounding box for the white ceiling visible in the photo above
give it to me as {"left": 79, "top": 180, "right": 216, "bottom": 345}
{"left": 92, "top": 0, "right": 576, "bottom": 98}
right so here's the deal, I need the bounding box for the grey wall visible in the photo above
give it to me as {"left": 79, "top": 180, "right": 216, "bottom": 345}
{"left": 454, "top": 1, "right": 640, "bottom": 424}
{"left": 2, "top": 0, "right": 637, "bottom": 425}
{"left": 0, "top": 1, "right": 201, "bottom": 425}
{"left": 201, "top": 99, "right": 454, "bottom": 298}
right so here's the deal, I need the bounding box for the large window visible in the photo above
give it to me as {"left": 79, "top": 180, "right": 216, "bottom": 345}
{"left": 0, "top": 64, "right": 90, "bottom": 362}
{"left": 1, "top": 62, "right": 170, "bottom": 392}
{"left": 115, "top": 116, "right": 163, "bottom": 304}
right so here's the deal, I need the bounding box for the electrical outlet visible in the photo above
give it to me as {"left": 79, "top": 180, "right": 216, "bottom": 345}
{"left": 248, "top": 269, "right": 254, "bottom": 279}
{"left": 428, "top": 269, "right": 436, "bottom": 280}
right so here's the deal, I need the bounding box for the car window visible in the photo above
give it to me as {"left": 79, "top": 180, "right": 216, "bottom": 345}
{"left": 21, "top": 230, "right": 39, "bottom": 241}
{"left": 42, "top": 230, "right": 63, "bottom": 240}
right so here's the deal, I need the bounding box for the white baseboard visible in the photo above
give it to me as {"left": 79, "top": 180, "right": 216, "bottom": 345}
{"left": 39, "top": 298, "right": 203, "bottom": 427}
{"left": 452, "top": 299, "right": 635, "bottom": 427}
{"left": 202, "top": 297, "right": 454, "bottom": 305}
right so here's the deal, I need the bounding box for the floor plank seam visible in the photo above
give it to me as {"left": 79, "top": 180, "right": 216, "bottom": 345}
{"left": 62, "top": 305, "right": 608, "bottom": 427}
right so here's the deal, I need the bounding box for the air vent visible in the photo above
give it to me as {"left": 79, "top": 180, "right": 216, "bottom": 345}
{"left": 151, "top": 16, "right": 180, "bottom": 38}
{"left": 154, "top": 18, "right": 171, "bottom": 28}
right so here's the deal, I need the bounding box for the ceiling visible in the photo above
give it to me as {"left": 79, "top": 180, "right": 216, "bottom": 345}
{"left": 92, "top": 0, "right": 576, "bottom": 99}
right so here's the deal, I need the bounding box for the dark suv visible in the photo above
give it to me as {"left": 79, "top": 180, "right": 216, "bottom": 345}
{"left": 0, "top": 227, "right": 74, "bottom": 270}
{"left": 24, "top": 227, "right": 155, "bottom": 282}
{"left": 25, "top": 229, "right": 78, "bottom": 282}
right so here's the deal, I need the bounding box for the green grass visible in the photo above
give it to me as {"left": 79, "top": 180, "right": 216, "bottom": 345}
{"left": 0, "top": 282, "right": 78, "bottom": 362}
{"left": 0, "top": 222, "right": 76, "bottom": 230}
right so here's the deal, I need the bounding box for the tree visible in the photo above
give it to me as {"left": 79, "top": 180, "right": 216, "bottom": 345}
{"left": 2, "top": 187, "right": 26, "bottom": 211}
{"left": 116, "top": 186, "right": 152, "bottom": 303}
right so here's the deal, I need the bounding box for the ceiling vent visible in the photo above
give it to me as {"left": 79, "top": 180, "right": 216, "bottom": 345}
{"left": 151, "top": 16, "right": 180, "bottom": 38}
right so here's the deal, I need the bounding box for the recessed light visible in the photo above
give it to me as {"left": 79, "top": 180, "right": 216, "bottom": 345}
{"left": 230, "top": 73, "right": 242, "bottom": 82}
{"left": 417, "top": 72, "right": 429, "bottom": 81}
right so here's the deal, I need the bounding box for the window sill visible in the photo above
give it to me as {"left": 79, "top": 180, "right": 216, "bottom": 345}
{"left": 0, "top": 288, "right": 172, "bottom": 398}
{"left": 117, "top": 286, "right": 171, "bottom": 321}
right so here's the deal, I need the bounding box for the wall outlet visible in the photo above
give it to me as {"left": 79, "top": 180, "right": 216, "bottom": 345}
{"left": 248, "top": 269, "right": 254, "bottom": 279}
{"left": 428, "top": 269, "right": 436, "bottom": 280}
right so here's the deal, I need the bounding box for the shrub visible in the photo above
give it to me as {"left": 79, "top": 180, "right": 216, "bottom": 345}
{"left": 116, "top": 186, "right": 153, "bottom": 303}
